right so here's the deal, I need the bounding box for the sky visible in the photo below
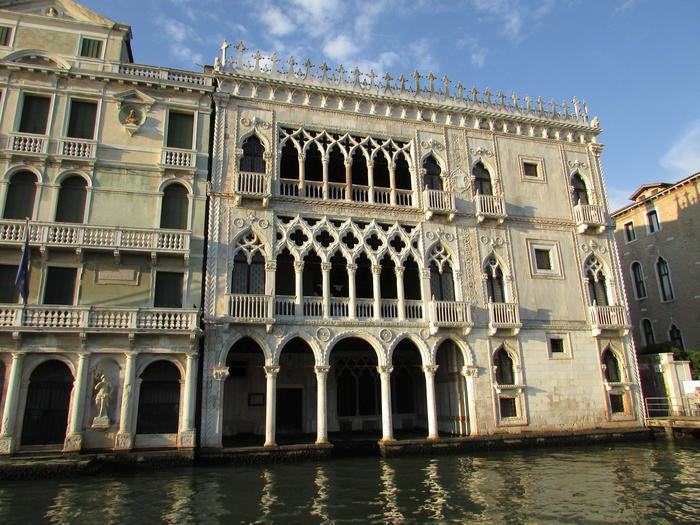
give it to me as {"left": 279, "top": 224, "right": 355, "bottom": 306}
{"left": 81, "top": 0, "right": 700, "bottom": 210}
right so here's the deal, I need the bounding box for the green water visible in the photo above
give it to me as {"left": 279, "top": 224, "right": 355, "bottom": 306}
{"left": 1, "top": 441, "right": 698, "bottom": 524}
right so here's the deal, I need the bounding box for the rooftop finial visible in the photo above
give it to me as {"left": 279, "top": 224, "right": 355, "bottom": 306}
{"left": 220, "top": 40, "right": 230, "bottom": 66}
{"left": 234, "top": 41, "right": 245, "bottom": 66}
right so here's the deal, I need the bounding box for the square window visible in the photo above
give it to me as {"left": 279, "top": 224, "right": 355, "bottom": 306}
{"left": 43, "top": 267, "right": 78, "bottom": 305}
{"left": 647, "top": 210, "right": 660, "bottom": 233}
{"left": 549, "top": 337, "right": 565, "bottom": 353}
{"left": 80, "top": 38, "right": 103, "bottom": 59}
{"left": 534, "top": 248, "right": 552, "bottom": 271}
{"left": 0, "top": 26, "right": 12, "bottom": 47}
{"left": 154, "top": 271, "right": 183, "bottom": 308}
{"left": 499, "top": 397, "right": 517, "bottom": 418}
{"left": 19, "top": 94, "right": 50, "bottom": 134}
{"left": 624, "top": 222, "right": 636, "bottom": 242}
{"left": 609, "top": 393, "right": 625, "bottom": 414}
{"left": 523, "top": 162, "right": 539, "bottom": 178}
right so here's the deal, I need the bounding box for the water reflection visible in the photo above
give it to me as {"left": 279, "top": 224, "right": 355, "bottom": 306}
{"left": 0, "top": 442, "right": 698, "bottom": 524}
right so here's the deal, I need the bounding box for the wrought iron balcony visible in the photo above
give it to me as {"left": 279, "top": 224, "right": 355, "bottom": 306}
{"left": 429, "top": 300, "right": 472, "bottom": 334}
{"left": 475, "top": 194, "right": 506, "bottom": 224}
{"left": 0, "top": 220, "right": 190, "bottom": 259}
{"left": 0, "top": 305, "right": 198, "bottom": 333}
{"left": 589, "top": 305, "right": 629, "bottom": 336}
{"left": 423, "top": 188, "right": 456, "bottom": 221}
{"left": 487, "top": 301, "right": 521, "bottom": 336}
{"left": 574, "top": 203, "right": 606, "bottom": 234}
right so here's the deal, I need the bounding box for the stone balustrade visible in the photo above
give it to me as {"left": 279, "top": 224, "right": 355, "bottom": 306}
{"left": 589, "top": 305, "right": 628, "bottom": 336}
{"left": 0, "top": 305, "right": 198, "bottom": 332}
{"left": 118, "top": 64, "right": 212, "bottom": 86}
{"left": 8, "top": 132, "right": 48, "bottom": 156}
{"left": 423, "top": 188, "right": 456, "bottom": 220}
{"left": 475, "top": 194, "right": 506, "bottom": 223}
{"left": 430, "top": 300, "right": 472, "bottom": 333}
{"left": 228, "top": 293, "right": 273, "bottom": 322}
{"left": 0, "top": 220, "right": 190, "bottom": 256}
{"left": 278, "top": 178, "right": 415, "bottom": 208}
{"left": 58, "top": 138, "right": 96, "bottom": 161}
{"left": 574, "top": 203, "right": 606, "bottom": 233}
{"left": 236, "top": 171, "right": 270, "bottom": 197}
{"left": 487, "top": 301, "right": 521, "bottom": 335}
{"left": 161, "top": 147, "right": 197, "bottom": 170}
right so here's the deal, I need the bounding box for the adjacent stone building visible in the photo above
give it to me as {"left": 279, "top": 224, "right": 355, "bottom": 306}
{"left": 199, "top": 42, "right": 643, "bottom": 449}
{"left": 612, "top": 173, "right": 699, "bottom": 353}
{"left": 0, "top": 0, "right": 212, "bottom": 454}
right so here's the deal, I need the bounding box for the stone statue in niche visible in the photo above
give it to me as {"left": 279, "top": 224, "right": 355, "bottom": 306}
{"left": 92, "top": 373, "right": 113, "bottom": 429}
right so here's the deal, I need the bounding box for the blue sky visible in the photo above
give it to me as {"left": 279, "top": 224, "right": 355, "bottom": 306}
{"left": 83, "top": 0, "right": 700, "bottom": 210}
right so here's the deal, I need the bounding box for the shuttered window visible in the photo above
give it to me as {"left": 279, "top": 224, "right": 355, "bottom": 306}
{"left": 166, "top": 112, "right": 194, "bottom": 149}
{"left": 43, "top": 267, "right": 77, "bottom": 305}
{"left": 19, "top": 95, "right": 50, "bottom": 134}
{"left": 154, "top": 272, "right": 183, "bottom": 308}
{"left": 3, "top": 171, "right": 37, "bottom": 220}
{"left": 55, "top": 176, "right": 87, "bottom": 223}
{"left": 159, "top": 184, "right": 188, "bottom": 230}
{"left": 0, "top": 26, "right": 12, "bottom": 46}
{"left": 79, "top": 38, "right": 103, "bottom": 58}
{"left": 0, "top": 265, "right": 19, "bottom": 303}
{"left": 67, "top": 100, "right": 97, "bottom": 139}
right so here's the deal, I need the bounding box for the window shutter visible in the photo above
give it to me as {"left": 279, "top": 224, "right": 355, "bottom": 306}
{"left": 166, "top": 112, "right": 194, "bottom": 149}
{"left": 3, "top": 172, "right": 37, "bottom": 220}
{"left": 19, "top": 95, "right": 50, "bottom": 134}
{"left": 55, "top": 177, "right": 87, "bottom": 223}
{"left": 159, "top": 185, "right": 188, "bottom": 229}
{"left": 67, "top": 101, "right": 97, "bottom": 139}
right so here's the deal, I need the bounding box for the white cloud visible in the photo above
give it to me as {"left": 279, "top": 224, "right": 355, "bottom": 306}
{"left": 259, "top": 6, "right": 295, "bottom": 36}
{"left": 470, "top": 44, "right": 487, "bottom": 67}
{"left": 470, "top": 0, "right": 554, "bottom": 41}
{"left": 661, "top": 119, "right": 700, "bottom": 175}
{"left": 615, "top": 0, "right": 637, "bottom": 14}
{"left": 323, "top": 34, "right": 359, "bottom": 62}
{"left": 606, "top": 186, "right": 634, "bottom": 212}
{"left": 156, "top": 16, "right": 204, "bottom": 66}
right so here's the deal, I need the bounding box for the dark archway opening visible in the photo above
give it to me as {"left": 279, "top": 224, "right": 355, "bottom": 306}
{"left": 136, "top": 360, "right": 181, "bottom": 435}
{"left": 435, "top": 340, "right": 468, "bottom": 436}
{"left": 391, "top": 339, "right": 427, "bottom": 439}
{"left": 21, "top": 360, "right": 72, "bottom": 446}
{"left": 276, "top": 337, "right": 317, "bottom": 445}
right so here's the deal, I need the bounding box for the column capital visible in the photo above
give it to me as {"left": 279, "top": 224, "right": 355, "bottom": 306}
{"left": 462, "top": 365, "right": 479, "bottom": 378}
{"left": 294, "top": 261, "right": 305, "bottom": 272}
{"left": 212, "top": 366, "right": 230, "bottom": 381}
{"left": 371, "top": 265, "right": 382, "bottom": 275}
{"left": 422, "top": 364, "right": 439, "bottom": 375}
{"left": 264, "top": 365, "right": 281, "bottom": 377}
{"left": 347, "top": 263, "right": 358, "bottom": 273}
{"left": 321, "top": 262, "right": 332, "bottom": 271}
{"left": 377, "top": 365, "right": 393, "bottom": 375}
{"left": 314, "top": 365, "right": 331, "bottom": 375}
{"left": 394, "top": 266, "right": 405, "bottom": 276}
{"left": 421, "top": 268, "right": 432, "bottom": 279}
{"left": 265, "top": 260, "right": 277, "bottom": 271}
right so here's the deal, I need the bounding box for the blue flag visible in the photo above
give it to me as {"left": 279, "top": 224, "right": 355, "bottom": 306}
{"left": 15, "top": 222, "right": 30, "bottom": 304}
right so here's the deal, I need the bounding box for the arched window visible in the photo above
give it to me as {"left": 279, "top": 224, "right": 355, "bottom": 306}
{"left": 473, "top": 162, "right": 493, "bottom": 196}
{"left": 239, "top": 135, "right": 266, "bottom": 173}
{"left": 21, "top": 360, "right": 73, "bottom": 445}
{"left": 602, "top": 348, "right": 621, "bottom": 383}
{"left": 232, "top": 232, "right": 265, "bottom": 294}
{"left": 280, "top": 141, "right": 299, "bottom": 180}
{"left": 395, "top": 152, "right": 412, "bottom": 190}
{"left": 585, "top": 255, "right": 609, "bottom": 306}
{"left": 3, "top": 171, "right": 37, "bottom": 220}
{"left": 428, "top": 244, "right": 454, "bottom": 301}
{"left": 494, "top": 347, "right": 515, "bottom": 385}
{"left": 669, "top": 324, "right": 684, "bottom": 350}
{"left": 641, "top": 319, "right": 655, "bottom": 346}
{"left": 329, "top": 251, "right": 348, "bottom": 297}
{"left": 55, "top": 175, "right": 87, "bottom": 223}
{"left": 485, "top": 255, "right": 506, "bottom": 303}
{"left": 656, "top": 257, "right": 674, "bottom": 301}
{"left": 423, "top": 156, "right": 442, "bottom": 191}
{"left": 403, "top": 256, "right": 421, "bottom": 300}
{"left": 159, "top": 183, "right": 188, "bottom": 230}
{"left": 304, "top": 142, "right": 322, "bottom": 182}
{"left": 373, "top": 152, "right": 390, "bottom": 188}
{"left": 355, "top": 252, "right": 373, "bottom": 299}
{"left": 136, "top": 361, "right": 181, "bottom": 434}
{"left": 379, "top": 254, "right": 397, "bottom": 299}
{"left": 327, "top": 144, "right": 345, "bottom": 183}
{"left": 275, "top": 248, "right": 295, "bottom": 296}
{"left": 571, "top": 173, "right": 589, "bottom": 206}
{"left": 631, "top": 262, "right": 646, "bottom": 299}
{"left": 351, "top": 148, "right": 368, "bottom": 186}
{"left": 302, "top": 250, "right": 322, "bottom": 297}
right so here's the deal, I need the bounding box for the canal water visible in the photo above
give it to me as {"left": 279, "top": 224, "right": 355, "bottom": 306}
{"left": 0, "top": 441, "right": 698, "bottom": 524}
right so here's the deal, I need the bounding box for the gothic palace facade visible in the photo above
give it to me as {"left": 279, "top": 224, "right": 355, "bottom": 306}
{"left": 0, "top": 0, "right": 643, "bottom": 456}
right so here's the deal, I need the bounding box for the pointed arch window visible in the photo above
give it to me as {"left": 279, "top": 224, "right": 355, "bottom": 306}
{"left": 239, "top": 135, "right": 266, "bottom": 173}
{"left": 327, "top": 144, "right": 345, "bottom": 183}
{"left": 351, "top": 148, "right": 368, "bottom": 186}
{"left": 485, "top": 256, "right": 506, "bottom": 303}
{"left": 641, "top": 319, "right": 655, "bottom": 346}
{"left": 428, "top": 244, "right": 454, "bottom": 301}
{"left": 231, "top": 232, "right": 266, "bottom": 294}
{"left": 585, "top": 255, "right": 609, "bottom": 306}
{"left": 656, "top": 257, "right": 674, "bottom": 301}
{"left": 571, "top": 173, "right": 589, "bottom": 205}
{"left": 3, "top": 171, "right": 37, "bottom": 220}
{"left": 494, "top": 347, "right": 515, "bottom": 385}
{"left": 159, "top": 183, "right": 189, "bottom": 230}
{"left": 304, "top": 142, "right": 323, "bottom": 182}
{"left": 275, "top": 248, "right": 295, "bottom": 296}
{"left": 631, "top": 262, "right": 646, "bottom": 299}
{"left": 669, "top": 324, "right": 684, "bottom": 350}
{"left": 55, "top": 175, "right": 87, "bottom": 223}
{"left": 423, "top": 156, "right": 442, "bottom": 191}
{"left": 602, "top": 347, "right": 621, "bottom": 383}
{"left": 473, "top": 162, "right": 493, "bottom": 196}
{"left": 395, "top": 152, "right": 412, "bottom": 190}
{"left": 373, "top": 152, "right": 390, "bottom": 188}
{"left": 280, "top": 140, "right": 299, "bottom": 180}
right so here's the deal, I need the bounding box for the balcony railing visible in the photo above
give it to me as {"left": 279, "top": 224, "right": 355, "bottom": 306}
{"left": 118, "top": 64, "right": 212, "bottom": 87}
{"left": 8, "top": 132, "right": 48, "bottom": 155}
{"left": 237, "top": 171, "right": 270, "bottom": 198}
{"left": 228, "top": 294, "right": 273, "bottom": 322}
{"left": 404, "top": 299, "right": 423, "bottom": 321}
{"left": 0, "top": 220, "right": 190, "bottom": 256}
{"left": 475, "top": 194, "right": 506, "bottom": 223}
{"left": 574, "top": 203, "right": 605, "bottom": 233}
{"left": 303, "top": 297, "right": 324, "bottom": 318}
{"left": 0, "top": 305, "right": 198, "bottom": 331}
{"left": 277, "top": 179, "right": 414, "bottom": 207}
{"left": 161, "top": 147, "right": 196, "bottom": 170}
{"left": 356, "top": 298, "right": 374, "bottom": 320}
{"left": 424, "top": 188, "right": 456, "bottom": 220}
{"left": 429, "top": 300, "right": 472, "bottom": 333}
{"left": 274, "top": 295, "right": 296, "bottom": 317}
{"left": 487, "top": 302, "right": 521, "bottom": 335}
{"left": 589, "top": 305, "right": 628, "bottom": 336}
{"left": 58, "top": 138, "right": 96, "bottom": 161}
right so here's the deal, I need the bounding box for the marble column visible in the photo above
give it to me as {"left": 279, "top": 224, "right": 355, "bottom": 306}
{"left": 423, "top": 364, "right": 439, "bottom": 439}
{"left": 377, "top": 365, "right": 394, "bottom": 442}
{"left": 367, "top": 159, "right": 375, "bottom": 204}
{"left": 462, "top": 366, "right": 479, "bottom": 436}
{"left": 347, "top": 263, "right": 357, "bottom": 319}
{"left": 115, "top": 353, "right": 137, "bottom": 450}
{"left": 321, "top": 155, "right": 329, "bottom": 199}
{"left": 0, "top": 352, "right": 25, "bottom": 455}
{"left": 345, "top": 161, "right": 352, "bottom": 202}
{"left": 314, "top": 365, "right": 330, "bottom": 444}
{"left": 264, "top": 365, "right": 280, "bottom": 447}
{"left": 321, "top": 262, "right": 331, "bottom": 319}
{"left": 389, "top": 165, "right": 397, "bottom": 205}
{"left": 372, "top": 264, "right": 382, "bottom": 320}
{"left": 395, "top": 266, "right": 405, "bottom": 321}
{"left": 294, "top": 260, "right": 304, "bottom": 317}
{"left": 298, "top": 154, "right": 305, "bottom": 193}
{"left": 64, "top": 353, "right": 89, "bottom": 452}
{"left": 420, "top": 268, "right": 432, "bottom": 322}
{"left": 178, "top": 354, "right": 198, "bottom": 448}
